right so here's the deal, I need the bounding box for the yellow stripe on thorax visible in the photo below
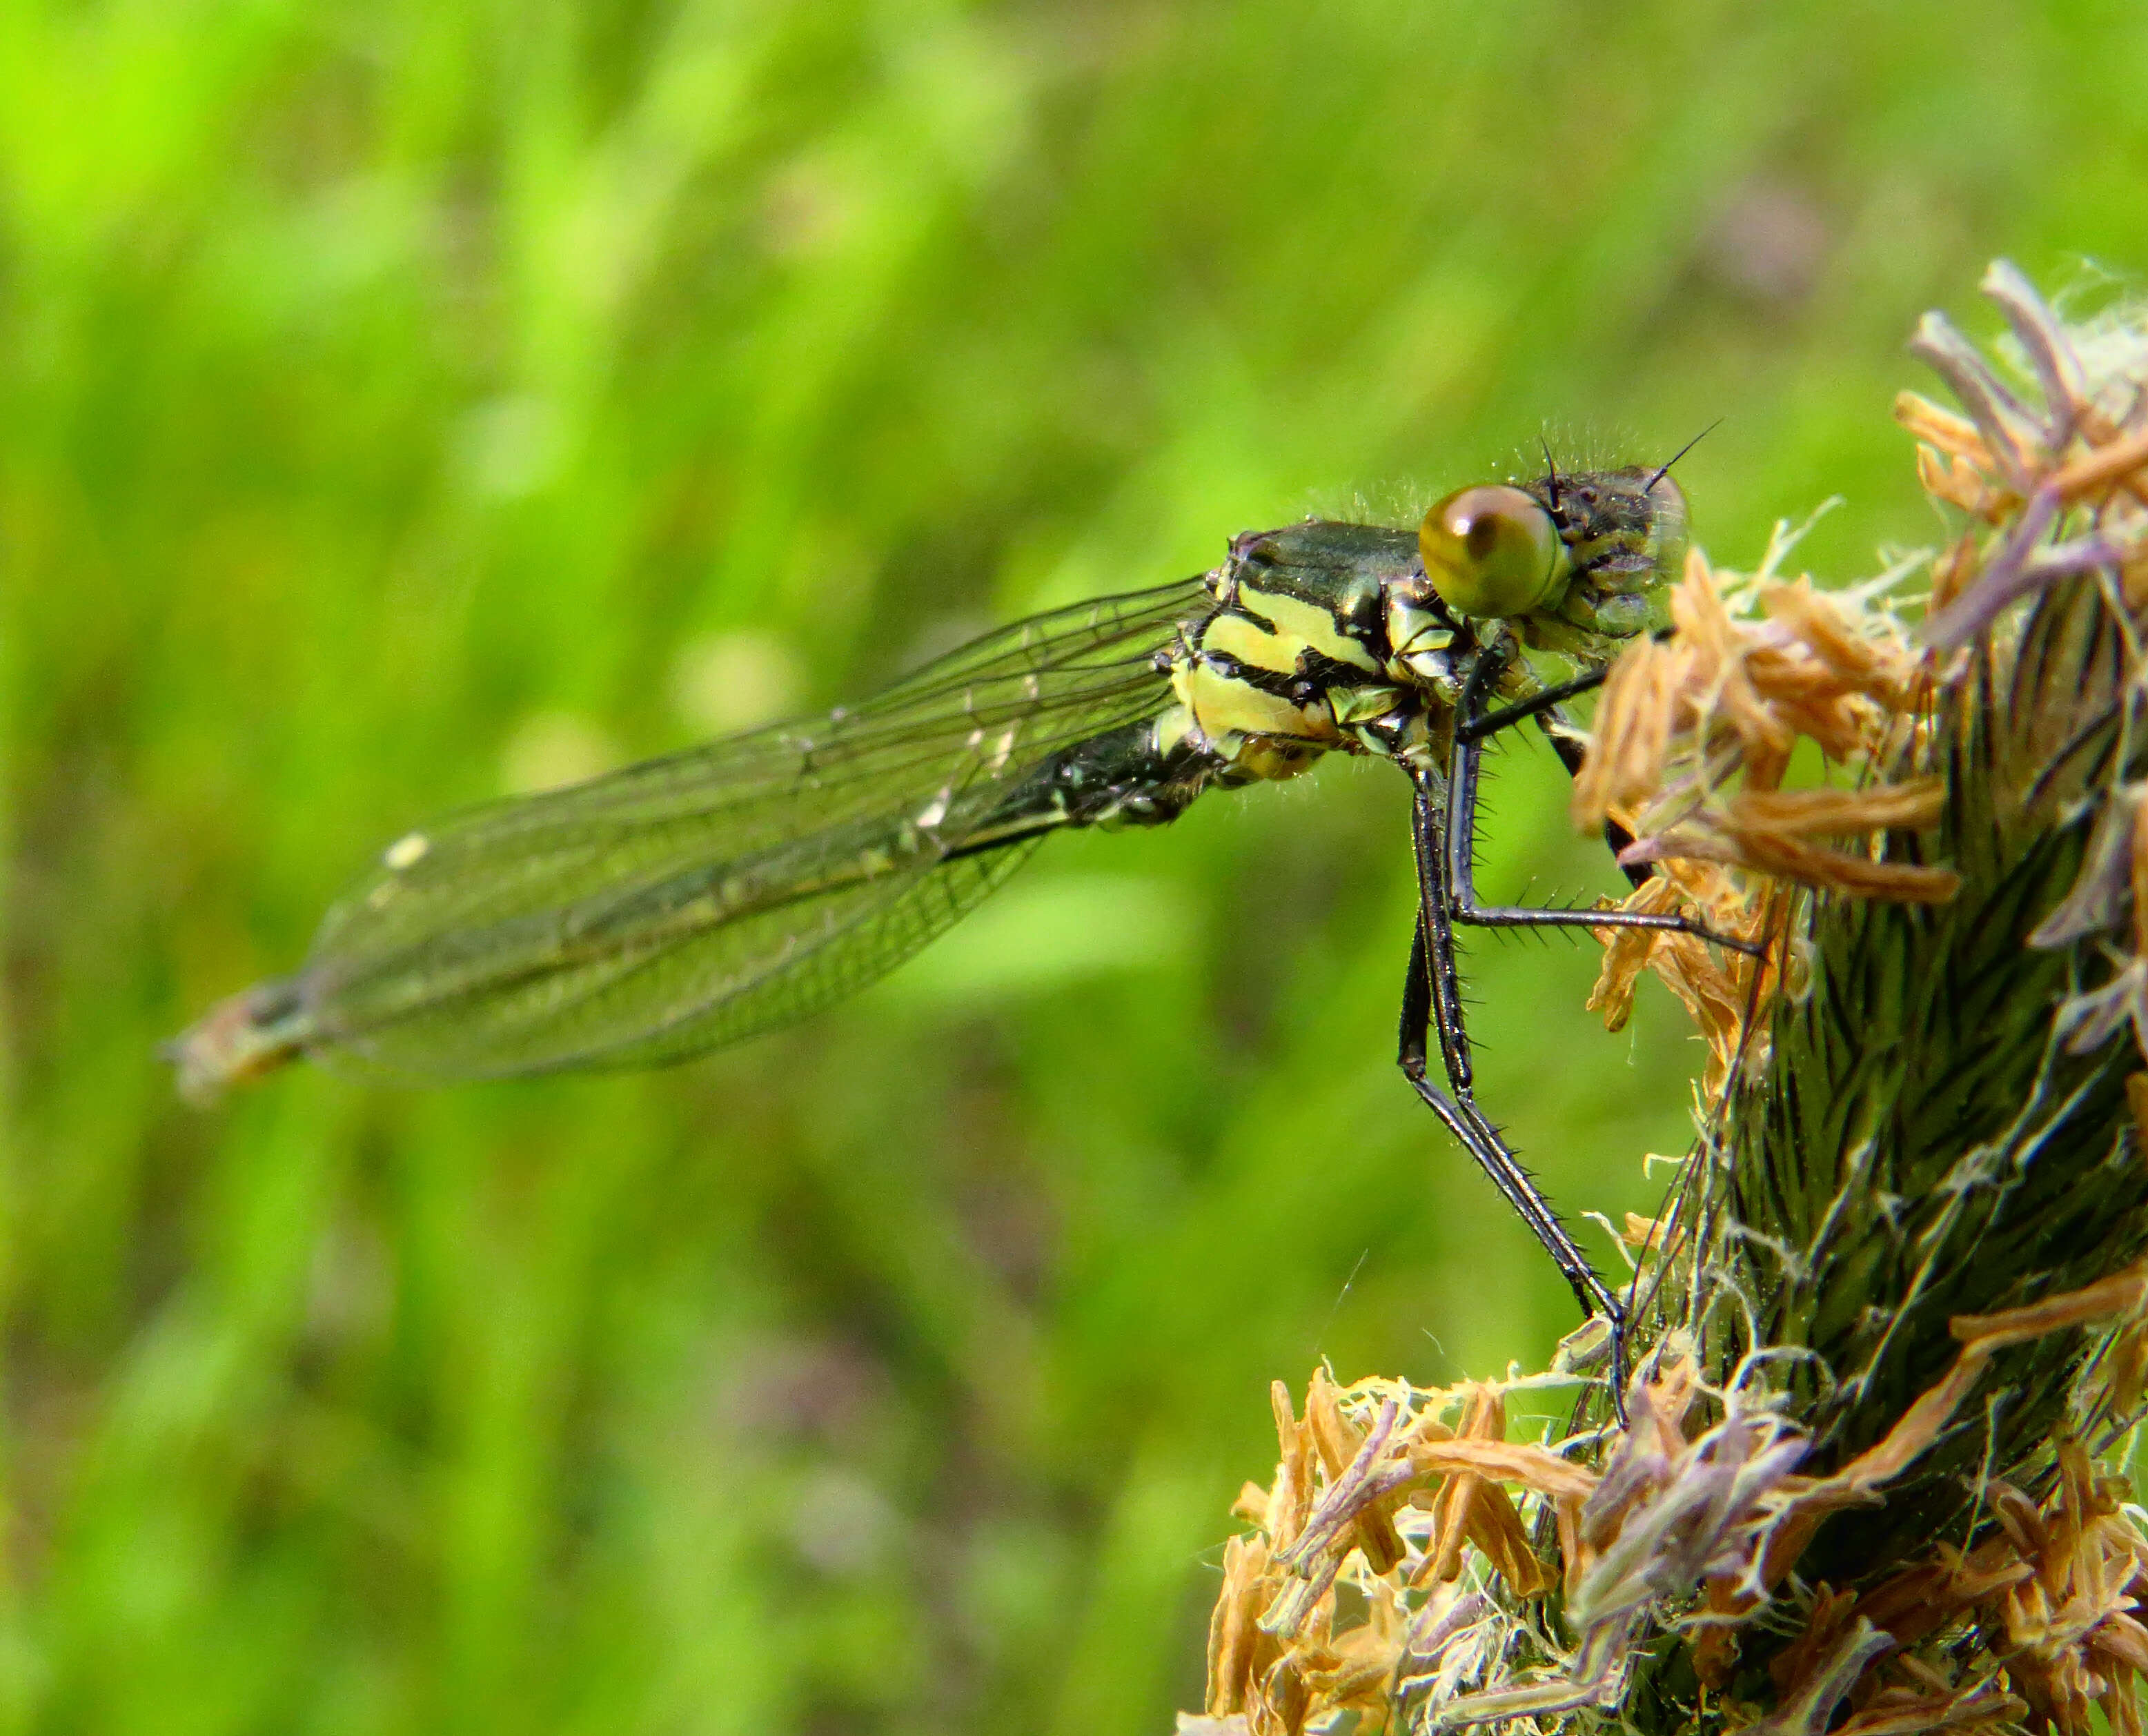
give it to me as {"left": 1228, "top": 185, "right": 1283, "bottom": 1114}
{"left": 1236, "top": 586, "right": 1383, "bottom": 672}
{"left": 1168, "top": 584, "right": 1386, "bottom": 778}
{"left": 1174, "top": 662, "right": 1324, "bottom": 744}
{"left": 1198, "top": 609, "right": 1303, "bottom": 675}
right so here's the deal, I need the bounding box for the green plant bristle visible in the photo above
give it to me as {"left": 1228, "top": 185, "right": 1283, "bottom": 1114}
{"left": 1720, "top": 583, "right": 2147, "bottom": 1583}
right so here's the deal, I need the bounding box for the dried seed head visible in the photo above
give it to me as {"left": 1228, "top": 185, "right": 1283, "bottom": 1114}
{"left": 1186, "top": 264, "right": 2148, "bottom": 1736}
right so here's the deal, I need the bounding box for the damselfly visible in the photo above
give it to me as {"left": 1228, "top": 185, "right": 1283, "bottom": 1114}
{"left": 170, "top": 457, "right": 1742, "bottom": 1389}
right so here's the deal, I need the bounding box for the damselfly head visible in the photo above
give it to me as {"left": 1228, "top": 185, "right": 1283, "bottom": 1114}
{"left": 1506, "top": 463, "right": 1688, "bottom": 661}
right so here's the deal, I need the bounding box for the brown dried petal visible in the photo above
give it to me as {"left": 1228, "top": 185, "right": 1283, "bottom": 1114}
{"left": 1760, "top": 578, "right": 1921, "bottom": 707}
{"left": 1266, "top": 1381, "right": 1312, "bottom": 1548}
{"left": 1931, "top": 533, "right": 1981, "bottom": 613}
{"left": 1573, "top": 640, "right": 1679, "bottom": 825}
{"left": 1728, "top": 831, "right": 1960, "bottom": 902}
{"left": 1303, "top": 1370, "right": 1359, "bottom": 1480}
{"left": 1918, "top": 445, "right": 2013, "bottom": 519}
{"left": 2092, "top": 1610, "right": 2148, "bottom": 1673}
{"left": 1208, "top": 1532, "right": 1277, "bottom": 1715}
{"left": 2053, "top": 423, "right": 2148, "bottom": 504}
{"left": 1894, "top": 389, "right": 1998, "bottom": 464}
{"left": 1727, "top": 779, "right": 1946, "bottom": 838}
{"left": 1831, "top": 1679, "right": 2026, "bottom": 1736}
{"left": 1462, "top": 1481, "right": 1550, "bottom": 1597}
{"left": 1296, "top": 1633, "right": 1396, "bottom": 1710}
{"left": 1402, "top": 1436, "right": 1599, "bottom": 1502}
{"left": 1586, "top": 877, "right": 1689, "bottom": 1031}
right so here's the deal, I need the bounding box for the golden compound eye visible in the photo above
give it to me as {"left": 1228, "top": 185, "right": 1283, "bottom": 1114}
{"left": 1418, "top": 484, "right": 1573, "bottom": 620}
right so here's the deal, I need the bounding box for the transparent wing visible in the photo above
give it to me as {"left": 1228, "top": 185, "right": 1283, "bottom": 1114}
{"left": 297, "top": 579, "right": 1210, "bottom": 1078}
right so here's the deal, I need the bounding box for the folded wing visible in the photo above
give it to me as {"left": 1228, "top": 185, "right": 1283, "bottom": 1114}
{"left": 289, "top": 580, "right": 1210, "bottom": 1078}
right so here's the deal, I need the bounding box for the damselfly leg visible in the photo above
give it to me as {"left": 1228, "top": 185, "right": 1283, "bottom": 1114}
{"left": 1449, "top": 649, "right": 1764, "bottom": 960}
{"left": 1396, "top": 780, "right": 1634, "bottom": 1406}
{"left": 1397, "top": 644, "right": 1763, "bottom": 1414}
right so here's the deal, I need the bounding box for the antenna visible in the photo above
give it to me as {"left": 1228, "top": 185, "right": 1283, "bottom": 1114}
{"left": 1644, "top": 418, "right": 1724, "bottom": 493}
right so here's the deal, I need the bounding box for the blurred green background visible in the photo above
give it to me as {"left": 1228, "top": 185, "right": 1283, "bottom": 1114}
{"left": 5, "top": 2, "right": 2147, "bottom": 1730}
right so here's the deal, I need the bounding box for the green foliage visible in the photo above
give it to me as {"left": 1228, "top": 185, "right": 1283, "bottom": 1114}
{"left": 6, "top": 3, "right": 2148, "bottom": 1730}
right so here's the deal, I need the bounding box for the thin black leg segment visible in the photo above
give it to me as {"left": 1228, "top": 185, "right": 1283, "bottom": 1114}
{"left": 1395, "top": 775, "right": 1630, "bottom": 1406}
{"left": 1448, "top": 651, "right": 1763, "bottom": 958}
{"left": 1455, "top": 662, "right": 1611, "bottom": 744}
{"left": 1459, "top": 662, "right": 1651, "bottom": 889}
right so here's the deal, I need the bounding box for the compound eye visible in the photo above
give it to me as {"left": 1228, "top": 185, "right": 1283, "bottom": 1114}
{"left": 1419, "top": 485, "right": 1572, "bottom": 620}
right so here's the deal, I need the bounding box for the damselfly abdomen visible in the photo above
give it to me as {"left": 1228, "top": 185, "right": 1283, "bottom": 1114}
{"left": 170, "top": 459, "right": 1737, "bottom": 1390}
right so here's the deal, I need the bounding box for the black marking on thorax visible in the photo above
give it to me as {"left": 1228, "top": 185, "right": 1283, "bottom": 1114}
{"left": 1193, "top": 633, "right": 1376, "bottom": 708}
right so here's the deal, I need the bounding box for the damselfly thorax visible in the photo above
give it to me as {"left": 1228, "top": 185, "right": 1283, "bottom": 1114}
{"left": 168, "top": 457, "right": 1716, "bottom": 1410}
{"left": 1054, "top": 463, "right": 1688, "bottom": 823}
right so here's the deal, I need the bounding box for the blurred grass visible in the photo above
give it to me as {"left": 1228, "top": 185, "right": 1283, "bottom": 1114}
{"left": 4, "top": 1, "right": 2148, "bottom": 1730}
